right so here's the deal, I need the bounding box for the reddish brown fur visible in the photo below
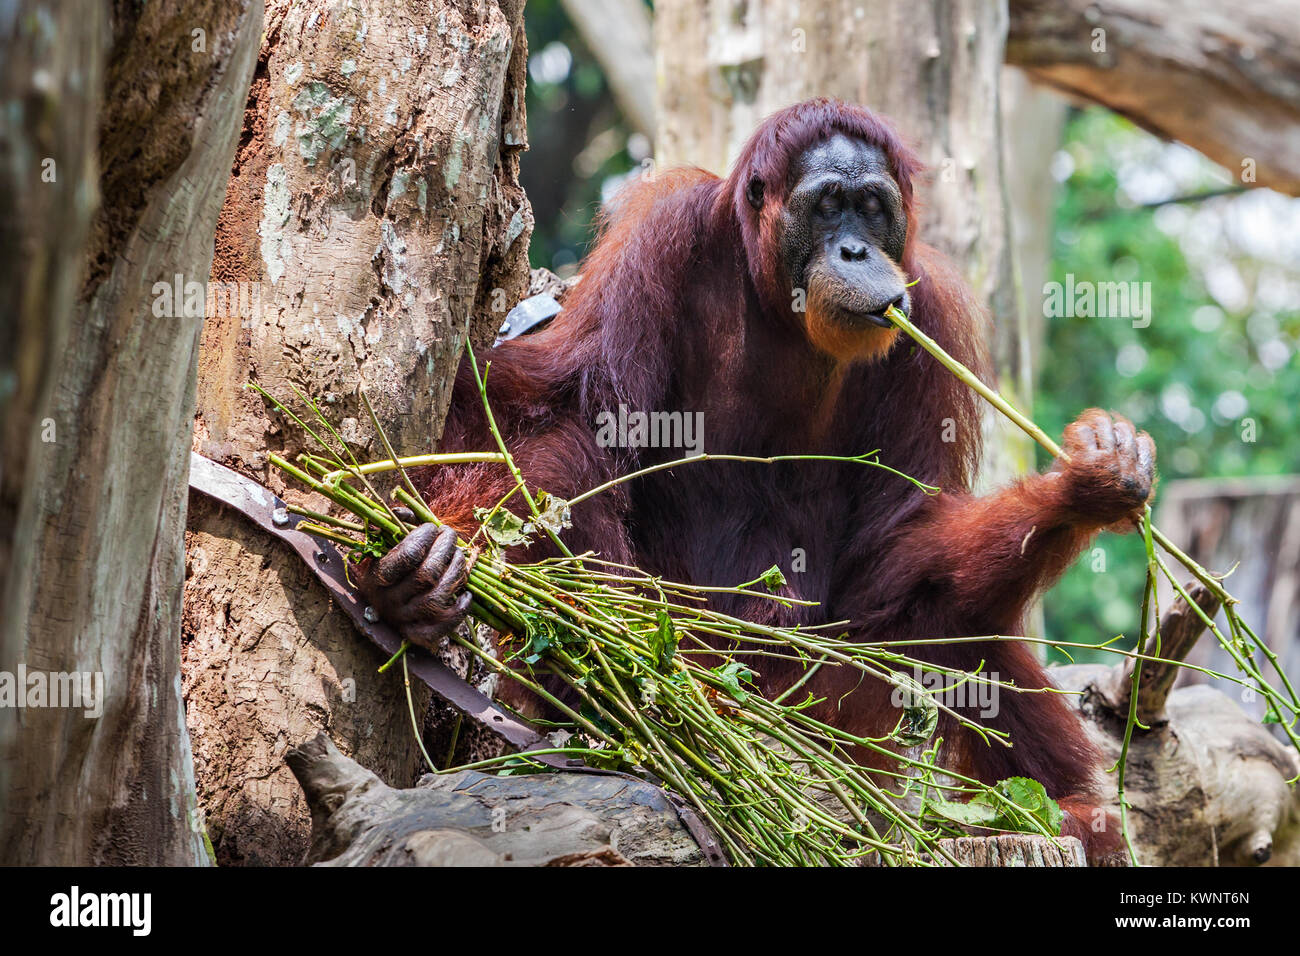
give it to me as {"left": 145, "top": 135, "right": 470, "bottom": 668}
{"left": 421, "top": 99, "right": 1126, "bottom": 860}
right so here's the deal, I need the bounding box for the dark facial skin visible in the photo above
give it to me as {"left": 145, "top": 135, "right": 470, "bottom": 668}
{"left": 777, "top": 134, "right": 910, "bottom": 327}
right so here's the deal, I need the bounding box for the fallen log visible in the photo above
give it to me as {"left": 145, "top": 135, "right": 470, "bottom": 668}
{"left": 286, "top": 734, "right": 708, "bottom": 867}
{"left": 286, "top": 582, "right": 1297, "bottom": 866}
{"left": 1053, "top": 583, "right": 1300, "bottom": 866}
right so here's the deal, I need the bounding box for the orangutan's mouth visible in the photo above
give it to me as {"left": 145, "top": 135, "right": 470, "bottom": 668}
{"left": 839, "top": 307, "right": 896, "bottom": 329}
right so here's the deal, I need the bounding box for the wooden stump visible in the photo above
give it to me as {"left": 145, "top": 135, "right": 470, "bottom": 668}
{"left": 935, "top": 834, "right": 1086, "bottom": 867}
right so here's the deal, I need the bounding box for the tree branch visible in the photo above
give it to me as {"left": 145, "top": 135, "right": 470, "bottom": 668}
{"left": 1008, "top": 0, "right": 1300, "bottom": 195}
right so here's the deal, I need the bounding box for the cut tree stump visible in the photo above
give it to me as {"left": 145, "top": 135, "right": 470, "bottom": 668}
{"left": 934, "top": 835, "right": 1085, "bottom": 867}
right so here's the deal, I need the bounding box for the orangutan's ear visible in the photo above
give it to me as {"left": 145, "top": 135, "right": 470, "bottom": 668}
{"left": 745, "top": 176, "right": 765, "bottom": 210}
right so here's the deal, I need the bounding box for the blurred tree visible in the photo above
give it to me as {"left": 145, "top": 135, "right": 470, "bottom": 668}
{"left": 1008, "top": 0, "right": 1300, "bottom": 197}
{"left": 522, "top": 0, "right": 644, "bottom": 273}
{"left": 559, "top": 0, "right": 655, "bottom": 139}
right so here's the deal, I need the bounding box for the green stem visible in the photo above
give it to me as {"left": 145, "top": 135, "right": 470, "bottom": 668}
{"left": 568, "top": 449, "right": 938, "bottom": 508}
{"left": 321, "top": 452, "right": 506, "bottom": 485}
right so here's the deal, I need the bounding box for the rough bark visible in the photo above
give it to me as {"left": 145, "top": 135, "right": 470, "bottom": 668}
{"left": 0, "top": 0, "right": 261, "bottom": 864}
{"left": 0, "top": 0, "right": 105, "bottom": 858}
{"left": 286, "top": 734, "right": 707, "bottom": 866}
{"left": 1008, "top": 0, "right": 1300, "bottom": 197}
{"left": 183, "top": 0, "right": 532, "bottom": 865}
{"left": 933, "top": 834, "right": 1085, "bottom": 867}
{"left": 288, "top": 733, "right": 1095, "bottom": 867}
{"left": 1054, "top": 584, "right": 1300, "bottom": 867}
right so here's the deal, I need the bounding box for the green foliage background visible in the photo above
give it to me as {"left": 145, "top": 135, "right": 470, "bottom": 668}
{"left": 1038, "top": 109, "right": 1299, "bottom": 660}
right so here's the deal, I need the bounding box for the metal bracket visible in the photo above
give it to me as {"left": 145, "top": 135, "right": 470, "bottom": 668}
{"left": 187, "top": 451, "right": 726, "bottom": 866}
{"left": 494, "top": 293, "right": 562, "bottom": 345}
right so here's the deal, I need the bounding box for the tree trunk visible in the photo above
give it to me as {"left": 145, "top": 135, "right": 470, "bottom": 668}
{"left": 1000, "top": 67, "right": 1066, "bottom": 429}
{"left": 0, "top": 0, "right": 261, "bottom": 864}
{"left": 0, "top": 0, "right": 105, "bottom": 860}
{"left": 998, "top": 68, "right": 1069, "bottom": 639}
{"left": 183, "top": 0, "right": 532, "bottom": 865}
{"left": 1008, "top": 0, "right": 1300, "bottom": 197}
{"left": 0, "top": 2, "right": 100, "bottom": 579}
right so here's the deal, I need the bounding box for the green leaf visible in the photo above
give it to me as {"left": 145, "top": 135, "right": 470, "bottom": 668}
{"left": 759, "top": 565, "right": 787, "bottom": 593}
{"left": 995, "top": 777, "right": 1064, "bottom": 835}
{"left": 351, "top": 536, "right": 388, "bottom": 560}
{"left": 925, "top": 776, "right": 1062, "bottom": 836}
{"left": 474, "top": 506, "right": 531, "bottom": 548}
{"left": 648, "top": 608, "right": 679, "bottom": 671}
{"left": 711, "top": 661, "right": 756, "bottom": 703}
{"left": 885, "top": 672, "right": 939, "bottom": 747}
{"left": 578, "top": 701, "right": 619, "bottom": 741}
{"left": 520, "top": 612, "right": 560, "bottom": 664}
{"left": 926, "top": 797, "right": 1002, "bottom": 829}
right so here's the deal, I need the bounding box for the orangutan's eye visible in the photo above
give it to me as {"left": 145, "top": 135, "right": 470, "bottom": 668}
{"left": 817, "top": 184, "right": 842, "bottom": 217}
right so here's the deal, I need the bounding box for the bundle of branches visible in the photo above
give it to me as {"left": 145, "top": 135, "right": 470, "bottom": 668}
{"left": 253, "top": 351, "right": 1068, "bottom": 867}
